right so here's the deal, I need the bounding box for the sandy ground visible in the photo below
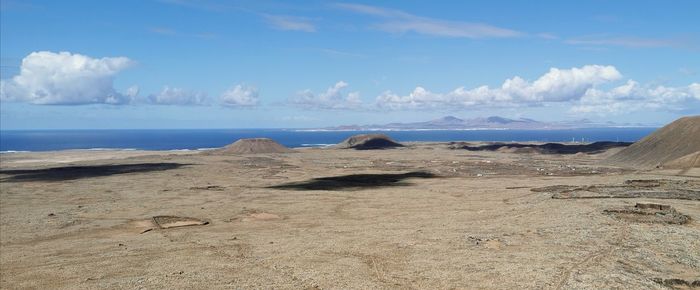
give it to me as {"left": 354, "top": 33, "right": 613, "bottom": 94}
{"left": 0, "top": 144, "right": 698, "bottom": 289}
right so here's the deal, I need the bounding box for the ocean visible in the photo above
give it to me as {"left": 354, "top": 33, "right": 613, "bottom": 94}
{"left": 0, "top": 128, "right": 656, "bottom": 152}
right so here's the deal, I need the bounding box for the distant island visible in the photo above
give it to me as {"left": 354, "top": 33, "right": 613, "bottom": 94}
{"left": 300, "top": 116, "right": 658, "bottom": 131}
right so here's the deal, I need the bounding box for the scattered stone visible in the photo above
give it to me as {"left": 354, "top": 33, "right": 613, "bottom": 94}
{"left": 189, "top": 185, "right": 225, "bottom": 191}
{"left": 624, "top": 179, "right": 663, "bottom": 187}
{"left": 152, "top": 216, "right": 209, "bottom": 229}
{"left": 535, "top": 179, "right": 700, "bottom": 201}
{"left": 603, "top": 204, "right": 690, "bottom": 225}
{"left": 652, "top": 277, "right": 700, "bottom": 288}
{"left": 467, "top": 235, "right": 506, "bottom": 249}
{"left": 635, "top": 202, "right": 671, "bottom": 211}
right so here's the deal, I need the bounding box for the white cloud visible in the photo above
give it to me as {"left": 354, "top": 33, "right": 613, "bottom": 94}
{"left": 220, "top": 84, "right": 259, "bottom": 107}
{"left": 375, "top": 20, "right": 520, "bottom": 39}
{"left": 335, "top": 3, "right": 408, "bottom": 18}
{"left": 0, "top": 51, "right": 135, "bottom": 105}
{"left": 125, "top": 85, "right": 140, "bottom": 98}
{"left": 376, "top": 87, "right": 450, "bottom": 110}
{"left": 263, "top": 14, "right": 316, "bottom": 32}
{"left": 290, "top": 81, "right": 362, "bottom": 109}
{"left": 373, "top": 65, "right": 699, "bottom": 114}
{"left": 377, "top": 65, "right": 622, "bottom": 109}
{"left": 527, "top": 65, "right": 622, "bottom": 101}
{"left": 147, "top": 86, "right": 207, "bottom": 105}
{"left": 335, "top": 3, "right": 520, "bottom": 38}
{"left": 571, "top": 81, "right": 700, "bottom": 114}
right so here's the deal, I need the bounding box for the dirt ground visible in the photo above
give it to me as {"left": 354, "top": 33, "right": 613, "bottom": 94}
{"left": 1, "top": 143, "right": 698, "bottom": 289}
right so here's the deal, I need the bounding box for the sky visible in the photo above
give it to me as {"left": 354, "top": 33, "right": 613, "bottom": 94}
{"left": 1, "top": 0, "right": 699, "bottom": 129}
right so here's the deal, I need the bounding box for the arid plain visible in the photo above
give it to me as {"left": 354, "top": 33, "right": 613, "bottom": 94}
{"left": 1, "top": 143, "right": 699, "bottom": 289}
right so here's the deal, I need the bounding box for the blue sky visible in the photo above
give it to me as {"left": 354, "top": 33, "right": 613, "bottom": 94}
{"left": 1, "top": 0, "right": 699, "bottom": 129}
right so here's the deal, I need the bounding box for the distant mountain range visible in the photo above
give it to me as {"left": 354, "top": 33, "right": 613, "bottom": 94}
{"left": 307, "top": 116, "right": 657, "bottom": 131}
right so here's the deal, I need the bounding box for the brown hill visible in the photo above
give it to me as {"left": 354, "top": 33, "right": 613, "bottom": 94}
{"left": 663, "top": 151, "right": 700, "bottom": 169}
{"left": 215, "top": 138, "right": 294, "bottom": 154}
{"left": 335, "top": 134, "right": 404, "bottom": 150}
{"left": 606, "top": 116, "right": 700, "bottom": 169}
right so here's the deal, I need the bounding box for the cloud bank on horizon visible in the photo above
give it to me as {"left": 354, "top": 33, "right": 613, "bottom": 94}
{"left": 1, "top": 51, "right": 697, "bottom": 115}
{"left": 373, "top": 65, "right": 700, "bottom": 114}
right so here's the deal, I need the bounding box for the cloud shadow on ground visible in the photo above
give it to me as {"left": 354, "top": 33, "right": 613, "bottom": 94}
{"left": 268, "top": 171, "right": 437, "bottom": 191}
{"left": 0, "top": 163, "right": 188, "bottom": 182}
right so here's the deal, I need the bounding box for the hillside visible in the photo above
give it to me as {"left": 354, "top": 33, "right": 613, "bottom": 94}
{"left": 606, "top": 116, "right": 700, "bottom": 168}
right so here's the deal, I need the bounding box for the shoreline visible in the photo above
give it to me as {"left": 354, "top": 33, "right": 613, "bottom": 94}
{"left": 0, "top": 140, "right": 628, "bottom": 155}
{"left": 0, "top": 141, "right": 633, "bottom": 168}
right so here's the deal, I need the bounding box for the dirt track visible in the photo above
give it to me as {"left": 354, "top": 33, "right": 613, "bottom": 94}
{"left": 1, "top": 144, "right": 698, "bottom": 289}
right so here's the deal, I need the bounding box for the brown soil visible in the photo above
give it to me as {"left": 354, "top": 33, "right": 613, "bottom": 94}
{"left": 664, "top": 151, "right": 700, "bottom": 169}
{"left": 1, "top": 144, "right": 698, "bottom": 289}
{"left": 606, "top": 115, "right": 700, "bottom": 169}
{"left": 214, "top": 138, "right": 294, "bottom": 154}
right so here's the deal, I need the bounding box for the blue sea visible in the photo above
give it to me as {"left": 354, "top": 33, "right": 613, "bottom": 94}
{"left": 0, "top": 128, "right": 656, "bottom": 152}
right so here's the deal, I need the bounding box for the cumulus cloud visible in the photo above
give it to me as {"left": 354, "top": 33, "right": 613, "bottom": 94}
{"left": 125, "top": 85, "right": 140, "bottom": 98}
{"left": 335, "top": 3, "right": 520, "bottom": 38}
{"left": 376, "top": 65, "right": 622, "bottom": 109}
{"left": 525, "top": 65, "right": 622, "bottom": 101}
{"left": 147, "top": 86, "right": 208, "bottom": 105}
{"left": 263, "top": 14, "right": 316, "bottom": 32}
{"left": 572, "top": 81, "right": 700, "bottom": 114}
{"left": 220, "top": 84, "right": 259, "bottom": 107}
{"left": 374, "top": 65, "right": 699, "bottom": 114}
{"left": 376, "top": 87, "right": 450, "bottom": 110}
{"left": 0, "top": 51, "right": 135, "bottom": 105}
{"left": 290, "top": 81, "right": 362, "bottom": 109}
